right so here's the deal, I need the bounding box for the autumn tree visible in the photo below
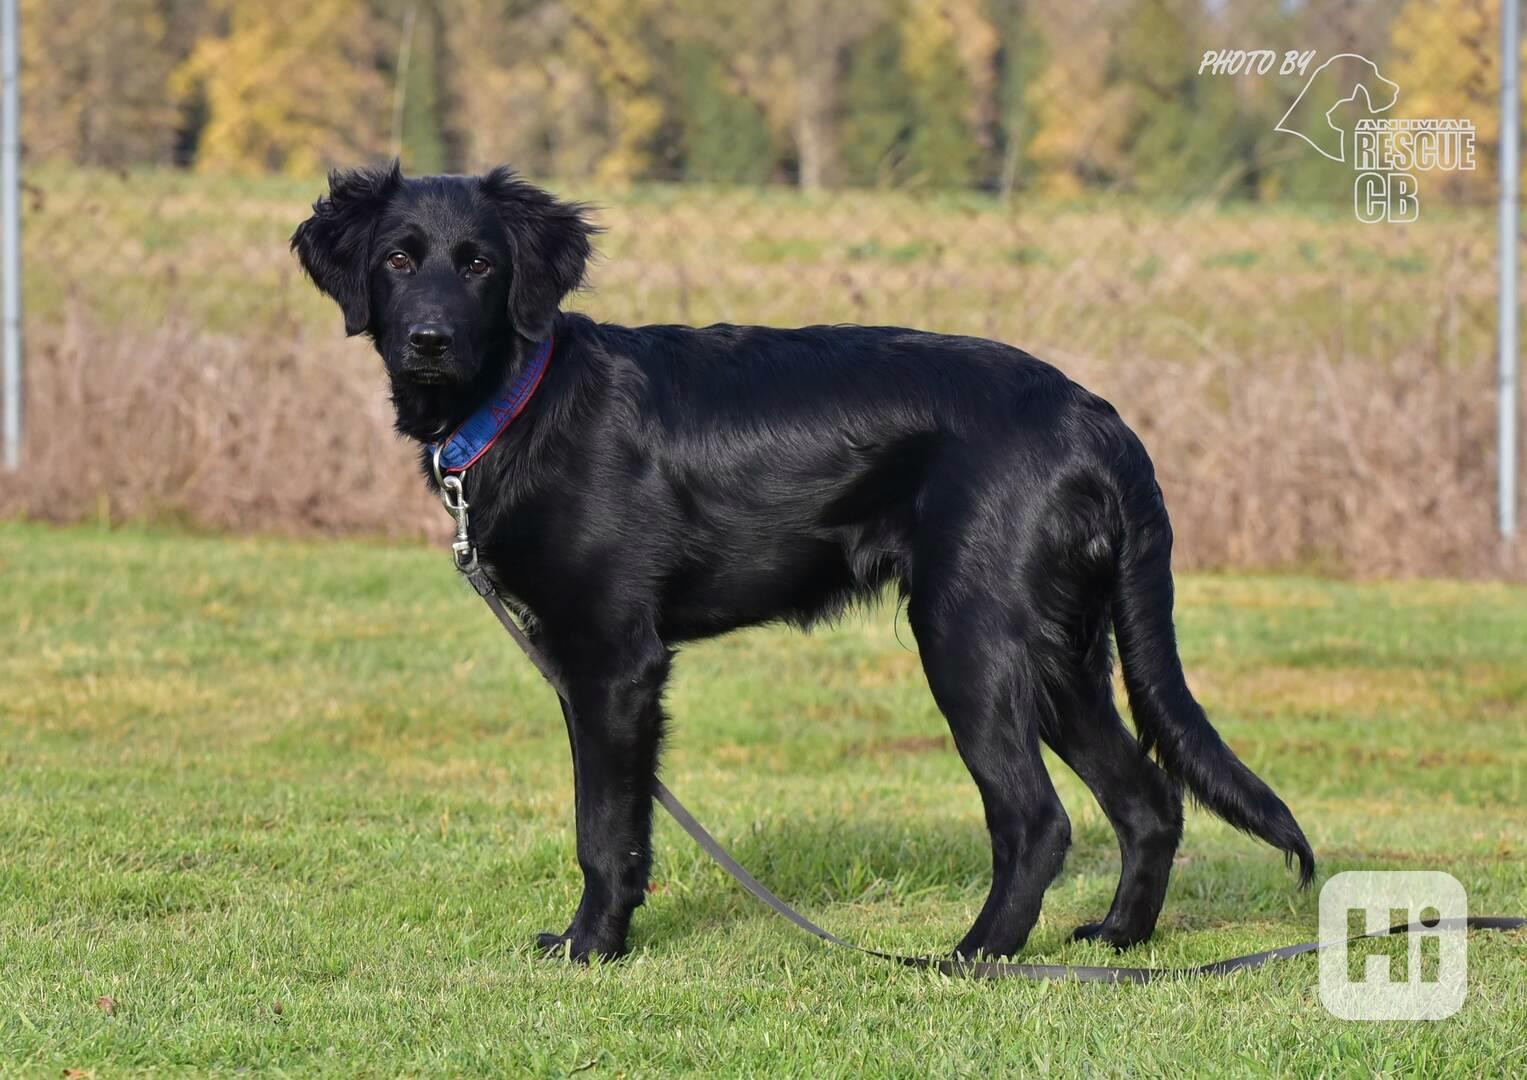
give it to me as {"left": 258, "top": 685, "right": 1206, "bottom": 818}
{"left": 675, "top": 42, "right": 775, "bottom": 184}
{"left": 1108, "top": 0, "right": 1245, "bottom": 199}
{"left": 897, "top": 0, "right": 995, "bottom": 189}
{"left": 661, "top": 0, "right": 886, "bottom": 189}
{"left": 1023, "top": 0, "right": 1129, "bottom": 195}
{"left": 838, "top": 21, "right": 912, "bottom": 187}
{"left": 15, "top": 0, "right": 1447, "bottom": 207}
{"left": 1389, "top": 0, "right": 1521, "bottom": 199}
{"left": 20, "top": 0, "right": 181, "bottom": 166}
{"left": 175, "top": 0, "right": 390, "bottom": 175}
{"left": 990, "top": 0, "right": 1046, "bottom": 197}
{"left": 393, "top": 1, "right": 451, "bottom": 175}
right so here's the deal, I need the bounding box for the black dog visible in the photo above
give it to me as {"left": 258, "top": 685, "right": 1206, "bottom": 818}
{"left": 293, "top": 163, "right": 1314, "bottom": 962}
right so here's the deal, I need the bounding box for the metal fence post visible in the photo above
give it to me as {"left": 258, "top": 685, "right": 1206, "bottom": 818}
{"left": 1, "top": 0, "right": 20, "bottom": 472}
{"left": 1503, "top": 0, "right": 1521, "bottom": 539}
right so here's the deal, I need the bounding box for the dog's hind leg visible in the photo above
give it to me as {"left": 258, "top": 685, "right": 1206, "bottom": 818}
{"left": 1042, "top": 676, "right": 1183, "bottom": 950}
{"left": 909, "top": 590, "right": 1072, "bottom": 960}
{"left": 1015, "top": 476, "right": 1183, "bottom": 951}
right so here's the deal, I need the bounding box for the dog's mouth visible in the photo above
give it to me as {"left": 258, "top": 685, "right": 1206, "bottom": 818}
{"left": 401, "top": 367, "right": 456, "bottom": 386}
{"left": 393, "top": 352, "right": 475, "bottom": 387}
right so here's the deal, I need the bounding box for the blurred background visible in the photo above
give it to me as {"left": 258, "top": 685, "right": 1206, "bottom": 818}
{"left": 0, "top": 0, "right": 1521, "bottom": 577}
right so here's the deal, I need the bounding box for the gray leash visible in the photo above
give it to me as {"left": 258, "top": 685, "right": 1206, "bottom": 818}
{"left": 437, "top": 460, "right": 1525, "bottom": 982}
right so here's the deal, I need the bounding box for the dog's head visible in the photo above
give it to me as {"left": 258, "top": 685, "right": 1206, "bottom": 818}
{"left": 291, "top": 162, "right": 596, "bottom": 389}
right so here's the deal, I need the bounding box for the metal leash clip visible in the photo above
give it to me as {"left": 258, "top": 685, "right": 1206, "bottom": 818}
{"left": 431, "top": 444, "right": 478, "bottom": 573}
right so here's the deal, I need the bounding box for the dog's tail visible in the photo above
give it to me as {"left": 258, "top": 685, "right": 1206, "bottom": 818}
{"left": 1110, "top": 464, "right": 1315, "bottom": 887}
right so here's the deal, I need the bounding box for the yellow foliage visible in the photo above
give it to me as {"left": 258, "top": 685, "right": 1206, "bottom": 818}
{"left": 935, "top": 0, "right": 1000, "bottom": 141}
{"left": 899, "top": 1, "right": 956, "bottom": 83}
{"left": 20, "top": 0, "right": 179, "bottom": 165}
{"left": 1389, "top": 0, "right": 1524, "bottom": 195}
{"left": 1023, "top": 4, "right": 1132, "bottom": 196}
{"left": 175, "top": 0, "right": 389, "bottom": 175}
{"left": 567, "top": 0, "right": 664, "bottom": 184}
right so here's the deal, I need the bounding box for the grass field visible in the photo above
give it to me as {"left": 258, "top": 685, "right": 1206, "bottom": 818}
{"left": 0, "top": 522, "right": 1523, "bottom": 1074}
{"left": 4, "top": 168, "right": 1521, "bottom": 576}
{"left": 19, "top": 167, "right": 1502, "bottom": 366}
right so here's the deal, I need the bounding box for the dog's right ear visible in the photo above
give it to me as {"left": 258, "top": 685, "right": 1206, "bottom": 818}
{"left": 290, "top": 161, "right": 403, "bottom": 336}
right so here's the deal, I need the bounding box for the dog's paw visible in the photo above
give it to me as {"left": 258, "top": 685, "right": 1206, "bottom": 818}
{"left": 534, "top": 930, "right": 627, "bottom": 964}
{"left": 536, "top": 931, "right": 577, "bottom": 958}
{"left": 950, "top": 934, "right": 1024, "bottom": 963}
{"left": 1070, "top": 921, "right": 1148, "bottom": 952}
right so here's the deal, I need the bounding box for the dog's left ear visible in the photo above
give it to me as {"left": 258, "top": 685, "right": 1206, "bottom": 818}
{"left": 291, "top": 161, "right": 403, "bottom": 336}
{"left": 479, "top": 167, "right": 598, "bottom": 342}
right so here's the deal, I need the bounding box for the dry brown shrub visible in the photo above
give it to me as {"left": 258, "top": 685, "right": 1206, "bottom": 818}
{"left": 2, "top": 309, "right": 1520, "bottom": 580}
{"left": 1062, "top": 349, "right": 1524, "bottom": 578}
{"left": 0, "top": 313, "right": 439, "bottom": 540}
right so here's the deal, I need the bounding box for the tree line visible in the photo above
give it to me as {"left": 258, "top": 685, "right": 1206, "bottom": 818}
{"left": 17, "top": 0, "right": 1511, "bottom": 201}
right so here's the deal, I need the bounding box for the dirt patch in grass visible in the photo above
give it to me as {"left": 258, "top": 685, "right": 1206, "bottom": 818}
{"left": 845, "top": 735, "right": 951, "bottom": 758}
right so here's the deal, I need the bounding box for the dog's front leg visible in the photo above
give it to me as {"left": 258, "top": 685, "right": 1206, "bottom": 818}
{"left": 536, "top": 630, "right": 671, "bottom": 962}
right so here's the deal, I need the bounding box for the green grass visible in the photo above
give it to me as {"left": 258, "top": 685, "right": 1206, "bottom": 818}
{"left": 20, "top": 166, "right": 1503, "bottom": 373}
{"left": 1, "top": 523, "right": 1523, "bottom": 1075}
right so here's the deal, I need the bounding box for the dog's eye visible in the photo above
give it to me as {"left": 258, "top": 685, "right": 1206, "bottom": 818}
{"left": 467, "top": 257, "right": 491, "bottom": 275}
{"left": 386, "top": 251, "right": 411, "bottom": 271}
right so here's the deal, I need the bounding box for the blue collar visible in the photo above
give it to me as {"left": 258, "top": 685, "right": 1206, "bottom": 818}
{"left": 430, "top": 336, "right": 553, "bottom": 474}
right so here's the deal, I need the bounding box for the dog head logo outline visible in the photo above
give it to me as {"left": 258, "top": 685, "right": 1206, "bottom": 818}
{"left": 1276, "top": 53, "right": 1400, "bottom": 162}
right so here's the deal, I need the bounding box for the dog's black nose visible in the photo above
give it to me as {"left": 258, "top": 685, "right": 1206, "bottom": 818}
{"left": 408, "top": 323, "right": 454, "bottom": 354}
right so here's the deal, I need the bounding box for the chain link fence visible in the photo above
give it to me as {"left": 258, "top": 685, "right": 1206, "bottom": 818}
{"left": 0, "top": 0, "right": 1522, "bottom": 577}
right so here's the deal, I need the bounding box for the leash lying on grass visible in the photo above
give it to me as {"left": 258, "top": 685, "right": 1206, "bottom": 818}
{"left": 434, "top": 454, "right": 1524, "bottom": 982}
